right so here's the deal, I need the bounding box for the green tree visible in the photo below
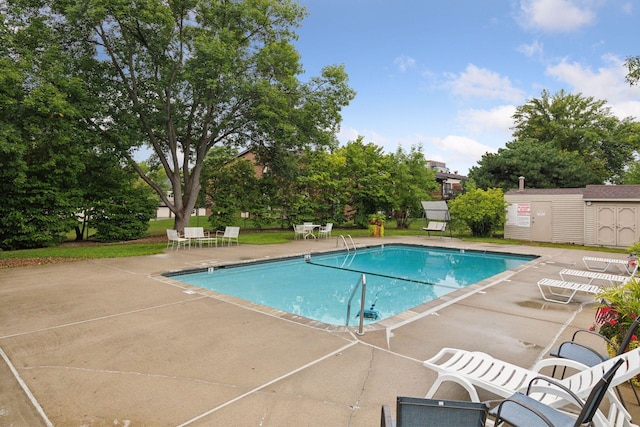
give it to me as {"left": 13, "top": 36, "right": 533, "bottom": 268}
{"left": 57, "top": 0, "right": 355, "bottom": 233}
{"left": 201, "top": 147, "right": 263, "bottom": 230}
{"left": 510, "top": 89, "right": 639, "bottom": 184}
{"left": 469, "top": 140, "right": 602, "bottom": 191}
{"left": 338, "top": 137, "right": 394, "bottom": 227}
{"left": 388, "top": 145, "right": 438, "bottom": 228}
{"left": 0, "top": 9, "right": 89, "bottom": 249}
{"left": 448, "top": 182, "right": 507, "bottom": 237}
{"left": 625, "top": 55, "right": 640, "bottom": 86}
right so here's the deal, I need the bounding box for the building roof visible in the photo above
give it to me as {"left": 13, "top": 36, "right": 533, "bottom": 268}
{"left": 583, "top": 184, "right": 640, "bottom": 200}
{"left": 505, "top": 185, "right": 640, "bottom": 201}
{"left": 434, "top": 171, "right": 467, "bottom": 181}
{"left": 505, "top": 188, "right": 585, "bottom": 196}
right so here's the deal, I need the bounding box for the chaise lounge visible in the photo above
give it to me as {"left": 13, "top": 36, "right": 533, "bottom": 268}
{"left": 423, "top": 346, "right": 640, "bottom": 426}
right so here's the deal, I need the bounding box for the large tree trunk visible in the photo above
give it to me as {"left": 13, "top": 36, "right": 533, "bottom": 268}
{"left": 174, "top": 211, "right": 190, "bottom": 234}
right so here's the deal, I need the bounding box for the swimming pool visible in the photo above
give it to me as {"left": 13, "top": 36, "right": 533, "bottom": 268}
{"left": 166, "top": 244, "right": 535, "bottom": 326}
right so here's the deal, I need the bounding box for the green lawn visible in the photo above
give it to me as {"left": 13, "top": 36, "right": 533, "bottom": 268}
{"left": 0, "top": 217, "right": 627, "bottom": 262}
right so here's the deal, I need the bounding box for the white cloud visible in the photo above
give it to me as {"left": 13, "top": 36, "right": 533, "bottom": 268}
{"left": 445, "top": 64, "right": 526, "bottom": 103}
{"left": 519, "top": 0, "right": 596, "bottom": 32}
{"left": 517, "top": 40, "right": 544, "bottom": 58}
{"left": 459, "top": 105, "right": 517, "bottom": 135}
{"left": 545, "top": 55, "right": 640, "bottom": 119}
{"left": 394, "top": 55, "right": 416, "bottom": 72}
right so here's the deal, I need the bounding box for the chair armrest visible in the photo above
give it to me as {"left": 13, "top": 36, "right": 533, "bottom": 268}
{"left": 525, "top": 375, "right": 584, "bottom": 409}
{"left": 215, "top": 230, "right": 224, "bottom": 237}
{"left": 572, "top": 328, "right": 616, "bottom": 348}
{"left": 532, "top": 356, "right": 598, "bottom": 373}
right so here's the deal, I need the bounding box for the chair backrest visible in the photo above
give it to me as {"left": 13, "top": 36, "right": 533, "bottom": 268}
{"left": 294, "top": 225, "right": 305, "bottom": 233}
{"left": 396, "top": 396, "right": 487, "bottom": 427}
{"left": 224, "top": 226, "right": 240, "bottom": 238}
{"left": 324, "top": 223, "right": 333, "bottom": 231}
{"left": 616, "top": 316, "right": 640, "bottom": 355}
{"left": 184, "top": 227, "right": 204, "bottom": 239}
{"left": 575, "top": 358, "right": 624, "bottom": 425}
{"left": 166, "top": 229, "right": 179, "bottom": 240}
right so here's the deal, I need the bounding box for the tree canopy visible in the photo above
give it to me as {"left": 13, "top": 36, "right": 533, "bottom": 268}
{"left": 55, "top": 0, "right": 355, "bottom": 231}
{"left": 469, "top": 90, "right": 640, "bottom": 190}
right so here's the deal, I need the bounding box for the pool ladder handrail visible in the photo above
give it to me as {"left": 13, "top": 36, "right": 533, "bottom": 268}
{"left": 337, "top": 234, "right": 357, "bottom": 252}
{"left": 345, "top": 273, "right": 367, "bottom": 335}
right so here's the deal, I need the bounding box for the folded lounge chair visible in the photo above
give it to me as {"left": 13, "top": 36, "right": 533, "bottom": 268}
{"left": 423, "top": 347, "right": 640, "bottom": 427}
{"left": 536, "top": 278, "right": 601, "bottom": 304}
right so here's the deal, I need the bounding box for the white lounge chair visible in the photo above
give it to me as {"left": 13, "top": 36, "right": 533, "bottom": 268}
{"left": 166, "top": 229, "right": 188, "bottom": 250}
{"left": 423, "top": 347, "right": 640, "bottom": 427}
{"left": 559, "top": 268, "right": 631, "bottom": 286}
{"left": 216, "top": 226, "right": 239, "bottom": 246}
{"left": 537, "top": 278, "right": 601, "bottom": 304}
{"left": 583, "top": 256, "right": 638, "bottom": 275}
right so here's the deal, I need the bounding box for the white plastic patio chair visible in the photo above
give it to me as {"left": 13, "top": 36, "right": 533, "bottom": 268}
{"left": 166, "top": 229, "right": 188, "bottom": 250}
{"left": 318, "top": 223, "right": 333, "bottom": 239}
{"left": 216, "top": 226, "right": 239, "bottom": 246}
{"left": 293, "top": 224, "right": 305, "bottom": 240}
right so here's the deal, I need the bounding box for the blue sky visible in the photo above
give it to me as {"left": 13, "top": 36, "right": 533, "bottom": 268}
{"left": 294, "top": 0, "right": 640, "bottom": 176}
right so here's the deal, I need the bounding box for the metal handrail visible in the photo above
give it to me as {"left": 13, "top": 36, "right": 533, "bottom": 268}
{"left": 337, "top": 234, "right": 357, "bottom": 252}
{"left": 337, "top": 235, "right": 350, "bottom": 251}
{"left": 345, "top": 274, "right": 367, "bottom": 335}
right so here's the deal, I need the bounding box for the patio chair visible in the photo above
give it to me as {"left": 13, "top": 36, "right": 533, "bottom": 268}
{"left": 423, "top": 346, "right": 639, "bottom": 427}
{"left": 166, "top": 229, "right": 188, "bottom": 250}
{"left": 293, "top": 224, "right": 306, "bottom": 240}
{"left": 549, "top": 315, "right": 640, "bottom": 407}
{"left": 318, "top": 223, "right": 333, "bottom": 239}
{"left": 490, "top": 358, "right": 624, "bottom": 427}
{"left": 381, "top": 396, "right": 487, "bottom": 427}
{"left": 184, "top": 226, "right": 217, "bottom": 248}
{"left": 216, "top": 226, "right": 239, "bottom": 246}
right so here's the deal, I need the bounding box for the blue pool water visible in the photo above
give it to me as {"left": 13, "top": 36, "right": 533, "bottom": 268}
{"left": 168, "top": 245, "right": 535, "bottom": 326}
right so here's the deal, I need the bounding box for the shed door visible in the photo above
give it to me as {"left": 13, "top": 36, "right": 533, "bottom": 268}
{"left": 531, "top": 202, "right": 552, "bottom": 242}
{"left": 596, "top": 206, "right": 637, "bottom": 247}
{"left": 617, "top": 207, "right": 636, "bottom": 247}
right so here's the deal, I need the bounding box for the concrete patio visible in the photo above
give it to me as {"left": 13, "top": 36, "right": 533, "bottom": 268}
{"left": 1, "top": 235, "right": 638, "bottom": 426}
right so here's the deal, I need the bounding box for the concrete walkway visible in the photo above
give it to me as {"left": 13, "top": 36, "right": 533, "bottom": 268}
{"left": 1, "top": 236, "right": 638, "bottom": 426}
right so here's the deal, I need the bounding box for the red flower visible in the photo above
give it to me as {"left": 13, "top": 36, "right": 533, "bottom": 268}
{"left": 632, "top": 334, "right": 638, "bottom": 342}
{"left": 609, "top": 319, "right": 618, "bottom": 325}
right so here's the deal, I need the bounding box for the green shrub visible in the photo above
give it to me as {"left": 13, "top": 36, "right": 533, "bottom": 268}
{"left": 449, "top": 183, "right": 507, "bottom": 237}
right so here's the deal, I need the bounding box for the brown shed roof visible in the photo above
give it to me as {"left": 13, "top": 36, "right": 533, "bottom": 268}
{"left": 505, "top": 185, "right": 640, "bottom": 200}
{"left": 583, "top": 184, "right": 640, "bottom": 200}
{"left": 505, "top": 188, "right": 585, "bottom": 196}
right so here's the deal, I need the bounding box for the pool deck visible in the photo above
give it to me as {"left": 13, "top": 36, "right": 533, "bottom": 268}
{"left": 1, "top": 235, "right": 638, "bottom": 426}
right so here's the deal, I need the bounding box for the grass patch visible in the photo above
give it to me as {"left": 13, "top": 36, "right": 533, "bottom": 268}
{"left": 2, "top": 217, "right": 628, "bottom": 263}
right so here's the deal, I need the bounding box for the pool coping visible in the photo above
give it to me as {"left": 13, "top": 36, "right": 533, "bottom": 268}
{"left": 152, "top": 243, "right": 542, "bottom": 333}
